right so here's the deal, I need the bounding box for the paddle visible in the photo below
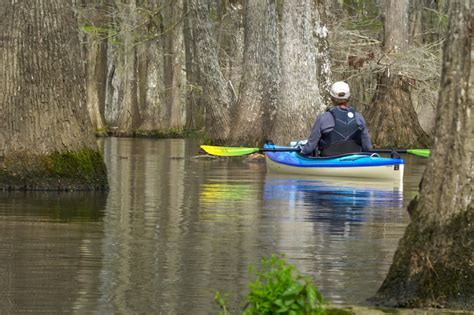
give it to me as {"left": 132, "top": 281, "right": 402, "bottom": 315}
{"left": 200, "top": 145, "right": 299, "bottom": 156}
{"left": 200, "top": 145, "right": 430, "bottom": 158}
{"left": 369, "top": 149, "right": 430, "bottom": 158}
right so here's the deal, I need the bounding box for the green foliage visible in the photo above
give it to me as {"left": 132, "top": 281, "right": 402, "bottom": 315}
{"left": 243, "top": 255, "right": 325, "bottom": 315}
{"left": 214, "top": 255, "right": 325, "bottom": 314}
{"left": 214, "top": 291, "right": 230, "bottom": 315}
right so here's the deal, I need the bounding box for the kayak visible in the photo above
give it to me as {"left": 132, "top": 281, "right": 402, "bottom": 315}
{"left": 263, "top": 144, "right": 404, "bottom": 180}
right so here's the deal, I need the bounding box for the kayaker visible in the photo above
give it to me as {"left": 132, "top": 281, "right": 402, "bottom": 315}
{"left": 300, "top": 81, "right": 372, "bottom": 157}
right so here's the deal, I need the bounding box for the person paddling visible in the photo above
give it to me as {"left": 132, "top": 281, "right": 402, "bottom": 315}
{"left": 300, "top": 81, "right": 372, "bottom": 157}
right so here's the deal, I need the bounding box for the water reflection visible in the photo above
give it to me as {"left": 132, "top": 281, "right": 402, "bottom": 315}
{"left": 264, "top": 175, "right": 403, "bottom": 227}
{"left": 0, "top": 191, "right": 106, "bottom": 313}
{"left": 0, "top": 138, "right": 423, "bottom": 313}
{"left": 262, "top": 175, "right": 405, "bottom": 304}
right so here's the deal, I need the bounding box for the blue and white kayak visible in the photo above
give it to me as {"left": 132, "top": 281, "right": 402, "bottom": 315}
{"left": 263, "top": 144, "right": 404, "bottom": 180}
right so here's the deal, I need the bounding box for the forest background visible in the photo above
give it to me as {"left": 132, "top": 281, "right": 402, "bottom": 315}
{"left": 1, "top": 0, "right": 472, "bottom": 310}
{"left": 78, "top": 0, "right": 445, "bottom": 147}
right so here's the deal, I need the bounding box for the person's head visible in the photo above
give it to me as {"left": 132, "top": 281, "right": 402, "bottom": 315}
{"left": 329, "top": 81, "right": 350, "bottom": 105}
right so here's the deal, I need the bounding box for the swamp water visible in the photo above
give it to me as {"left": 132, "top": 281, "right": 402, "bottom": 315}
{"left": 0, "top": 138, "right": 427, "bottom": 314}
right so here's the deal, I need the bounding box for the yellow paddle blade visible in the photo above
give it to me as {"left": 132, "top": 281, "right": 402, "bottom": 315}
{"left": 200, "top": 145, "right": 260, "bottom": 157}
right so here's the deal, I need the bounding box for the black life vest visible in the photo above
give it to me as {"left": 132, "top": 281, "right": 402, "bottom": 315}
{"left": 318, "top": 107, "right": 363, "bottom": 157}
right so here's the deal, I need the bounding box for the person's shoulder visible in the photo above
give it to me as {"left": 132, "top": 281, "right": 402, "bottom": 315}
{"left": 318, "top": 111, "right": 333, "bottom": 119}
{"left": 354, "top": 111, "right": 368, "bottom": 123}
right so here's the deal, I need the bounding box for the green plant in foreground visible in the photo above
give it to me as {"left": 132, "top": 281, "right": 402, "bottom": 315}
{"left": 215, "top": 291, "right": 230, "bottom": 315}
{"left": 243, "top": 254, "right": 325, "bottom": 314}
{"left": 215, "top": 255, "right": 326, "bottom": 314}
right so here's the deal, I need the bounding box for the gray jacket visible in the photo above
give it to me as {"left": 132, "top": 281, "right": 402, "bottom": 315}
{"left": 301, "top": 106, "right": 372, "bottom": 155}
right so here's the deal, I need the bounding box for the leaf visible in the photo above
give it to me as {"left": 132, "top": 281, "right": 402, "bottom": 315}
{"left": 273, "top": 299, "right": 284, "bottom": 306}
{"left": 296, "top": 296, "right": 305, "bottom": 306}
{"left": 284, "top": 298, "right": 295, "bottom": 306}
{"left": 276, "top": 306, "right": 289, "bottom": 313}
{"left": 282, "top": 283, "right": 303, "bottom": 297}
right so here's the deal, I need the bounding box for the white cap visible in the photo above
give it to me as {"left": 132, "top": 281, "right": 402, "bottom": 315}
{"left": 330, "top": 81, "right": 350, "bottom": 100}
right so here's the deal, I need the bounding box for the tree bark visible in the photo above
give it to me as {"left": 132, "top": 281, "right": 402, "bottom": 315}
{"left": 383, "top": 0, "right": 408, "bottom": 54}
{"left": 79, "top": 0, "right": 109, "bottom": 135}
{"left": 183, "top": 0, "right": 205, "bottom": 131}
{"left": 366, "top": 0, "right": 430, "bottom": 148}
{"left": 162, "top": 0, "right": 185, "bottom": 130}
{"left": 215, "top": 1, "right": 244, "bottom": 96}
{"left": 370, "top": 0, "right": 473, "bottom": 308}
{"left": 137, "top": 0, "right": 164, "bottom": 132}
{"left": 228, "top": 0, "right": 280, "bottom": 146}
{"left": 0, "top": 0, "right": 107, "bottom": 190}
{"left": 189, "top": 0, "right": 233, "bottom": 143}
{"left": 314, "top": 0, "right": 332, "bottom": 105}
{"left": 409, "top": 0, "right": 424, "bottom": 46}
{"left": 107, "top": 0, "right": 141, "bottom": 135}
{"left": 269, "top": 0, "right": 325, "bottom": 145}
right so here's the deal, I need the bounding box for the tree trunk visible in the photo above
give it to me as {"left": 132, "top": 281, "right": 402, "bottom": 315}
{"left": 314, "top": 0, "right": 332, "bottom": 105}
{"left": 269, "top": 0, "right": 325, "bottom": 145}
{"left": 215, "top": 1, "right": 244, "bottom": 96}
{"left": 189, "top": 0, "right": 233, "bottom": 143}
{"left": 409, "top": 0, "right": 424, "bottom": 46}
{"left": 79, "top": 0, "right": 109, "bottom": 135}
{"left": 370, "top": 0, "right": 473, "bottom": 308}
{"left": 383, "top": 0, "right": 408, "bottom": 54}
{"left": 0, "top": 0, "right": 107, "bottom": 190}
{"left": 137, "top": 0, "right": 164, "bottom": 132}
{"left": 183, "top": 0, "right": 205, "bottom": 131}
{"left": 228, "top": 0, "right": 280, "bottom": 146}
{"left": 108, "top": 0, "right": 141, "bottom": 135}
{"left": 162, "top": 0, "right": 185, "bottom": 131}
{"left": 366, "top": 0, "right": 430, "bottom": 148}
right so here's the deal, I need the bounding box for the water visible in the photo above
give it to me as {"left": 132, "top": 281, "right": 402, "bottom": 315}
{"left": 0, "top": 138, "right": 427, "bottom": 314}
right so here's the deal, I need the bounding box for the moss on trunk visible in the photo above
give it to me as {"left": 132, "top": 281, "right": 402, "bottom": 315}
{"left": 370, "top": 208, "right": 474, "bottom": 309}
{"left": 0, "top": 149, "right": 108, "bottom": 191}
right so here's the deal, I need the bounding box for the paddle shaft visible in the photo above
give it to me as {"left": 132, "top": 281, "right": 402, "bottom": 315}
{"left": 263, "top": 148, "right": 428, "bottom": 157}
{"left": 259, "top": 148, "right": 300, "bottom": 153}
{"left": 365, "top": 149, "right": 409, "bottom": 153}
{"left": 264, "top": 148, "right": 412, "bottom": 154}
{"left": 200, "top": 145, "right": 429, "bottom": 157}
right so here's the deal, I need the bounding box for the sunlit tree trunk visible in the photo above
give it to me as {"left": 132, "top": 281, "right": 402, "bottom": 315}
{"left": 0, "top": 0, "right": 107, "bottom": 190}
{"left": 269, "top": 0, "right": 325, "bottom": 145}
{"left": 315, "top": 0, "right": 332, "bottom": 105}
{"left": 229, "top": 0, "right": 280, "bottom": 146}
{"left": 371, "top": 0, "right": 473, "bottom": 308}
{"left": 132, "top": 0, "right": 164, "bottom": 132}
{"left": 189, "top": 0, "right": 233, "bottom": 143}
{"left": 366, "top": 0, "right": 430, "bottom": 148}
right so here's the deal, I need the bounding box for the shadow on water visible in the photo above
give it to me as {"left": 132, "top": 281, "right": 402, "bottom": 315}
{"left": 0, "top": 191, "right": 107, "bottom": 314}
{"left": 0, "top": 191, "right": 107, "bottom": 222}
